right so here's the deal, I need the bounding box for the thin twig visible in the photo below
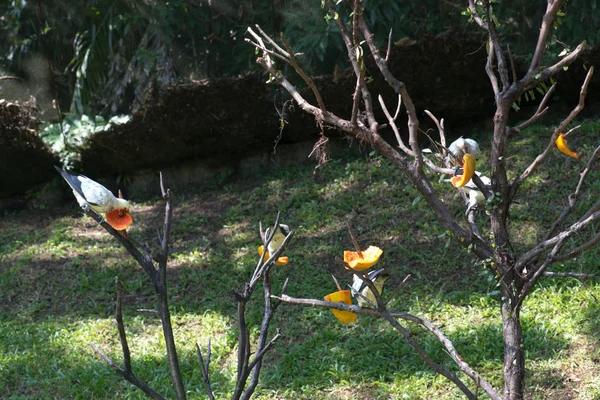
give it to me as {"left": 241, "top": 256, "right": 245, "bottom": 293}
{"left": 196, "top": 342, "right": 215, "bottom": 400}
{"left": 379, "top": 95, "right": 413, "bottom": 156}
{"left": 346, "top": 221, "right": 363, "bottom": 258}
{"left": 329, "top": 0, "right": 377, "bottom": 131}
{"left": 485, "top": 39, "right": 501, "bottom": 97}
{"left": 556, "top": 231, "right": 600, "bottom": 263}
{"left": 331, "top": 275, "right": 343, "bottom": 291}
{"left": 507, "top": 45, "right": 517, "bottom": 84}
{"left": 424, "top": 110, "right": 446, "bottom": 158}
{"left": 247, "top": 328, "right": 282, "bottom": 372}
{"left": 516, "top": 208, "right": 600, "bottom": 271}
{"left": 513, "top": 82, "right": 556, "bottom": 133}
{"left": 383, "top": 274, "right": 412, "bottom": 307}
{"left": 543, "top": 271, "right": 598, "bottom": 280}
{"left": 385, "top": 28, "right": 393, "bottom": 62}
{"left": 155, "top": 177, "right": 186, "bottom": 400}
{"left": 545, "top": 143, "right": 600, "bottom": 240}
{"left": 562, "top": 124, "right": 582, "bottom": 139}
{"left": 272, "top": 294, "right": 500, "bottom": 400}
{"left": 280, "top": 32, "right": 328, "bottom": 113}
{"left": 115, "top": 277, "right": 132, "bottom": 373}
{"left": 510, "top": 66, "right": 594, "bottom": 201}
{"left": 137, "top": 308, "right": 160, "bottom": 316}
{"left": 90, "top": 344, "right": 166, "bottom": 400}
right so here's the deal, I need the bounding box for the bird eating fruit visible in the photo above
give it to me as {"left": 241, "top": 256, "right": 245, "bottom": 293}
{"left": 351, "top": 268, "right": 391, "bottom": 308}
{"left": 265, "top": 223, "right": 291, "bottom": 256}
{"left": 447, "top": 137, "right": 480, "bottom": 166}
{"left": 55, "top": 166, "right": 133, "bottom": 231}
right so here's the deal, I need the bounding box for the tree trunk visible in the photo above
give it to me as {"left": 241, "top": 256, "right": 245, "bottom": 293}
{"left": 501, "top": 284, "right": 525, "bottom": 400}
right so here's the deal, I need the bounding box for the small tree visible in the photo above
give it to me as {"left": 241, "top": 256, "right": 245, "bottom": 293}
{"left": 86, "top": 175, "right": 294, "bottom": 400}
{"left": 246, "top": 1, "right": 596, "bottom": 399}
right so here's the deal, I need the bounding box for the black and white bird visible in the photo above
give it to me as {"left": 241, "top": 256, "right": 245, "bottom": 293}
{"left": 55, "top": 166, "right": 131, "bottom": 213}
{"left": 264, "top": 223, "right": 291, "bottom": 256}
{"left": 351, "top": 268, "right": 391, "bottom": 308}
{"left": 458, "top": 173, "right": 491, "bottom": 216}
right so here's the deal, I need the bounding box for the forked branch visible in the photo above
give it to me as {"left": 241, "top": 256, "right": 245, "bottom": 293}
{"left": 87, "top": 175, "right": 186, "bottom": 400}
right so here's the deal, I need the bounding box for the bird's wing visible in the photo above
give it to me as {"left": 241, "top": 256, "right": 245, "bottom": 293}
{"left": 351, "top": 274, "right": 365, "bottom": 296}
{"left": 55, "top": 166, "right": 115, "bottom": 210}
{"left": 368, "top": 268, "right": 387, "bottom": 281}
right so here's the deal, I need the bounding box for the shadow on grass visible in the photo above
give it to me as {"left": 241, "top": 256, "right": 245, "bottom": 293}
{"left": 0, "top": 313, "right": 235, "bottom": 399}
{"left": 252, "top": 312, "right": 571, "bottom": 398}
{"left": 3, "top": 143, "right": 600, "bottom": 398}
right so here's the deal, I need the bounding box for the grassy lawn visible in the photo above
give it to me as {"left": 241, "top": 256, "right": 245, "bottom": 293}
{"left": 2, "top": 120, "right": 600, "bottom": 399}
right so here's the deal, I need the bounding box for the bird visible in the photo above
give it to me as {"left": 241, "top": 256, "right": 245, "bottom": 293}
{"left": 351, "top": 268, "right": 391, "bottom": 308}
{"left": 447, "top": 137, "right": 480, "bottom": 167}
{"left": 264, "top": 223, "right": 291, "bottom": 256}
{"left": 458, "top": 173, "right": 491, "bottom": 216}
{"left": 55, "top": 166, "right": 133, "bottom": 230}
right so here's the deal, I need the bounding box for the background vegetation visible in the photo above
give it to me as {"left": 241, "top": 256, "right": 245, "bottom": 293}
{"left": 2, "top": 0, "right": 599, "bottom": 117}
{"left": 2, "top": 121, "right": 600, "bottom": 399}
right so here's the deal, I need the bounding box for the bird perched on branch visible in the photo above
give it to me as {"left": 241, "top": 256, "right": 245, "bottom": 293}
{"left": 265, "top": 223, "right": 291, "bottom": 256}
{"left": 351, "top": 268, "right": 390, "bottom": 308}
{"left": 55, "top": 166, "right": 133, "bottom": 230}
{"left": 458, "top": 173, "right": 491, "bottom": 216}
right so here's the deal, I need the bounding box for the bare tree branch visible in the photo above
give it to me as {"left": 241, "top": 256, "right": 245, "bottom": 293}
{"left": 556, "top": 231, "right": 600, "bottom": 263}
{"left": 512, "top": 82, "right": 556, "bottom": 133}
{"left": 328, "top": 0, "right": 377, "bottom": 130}
{"left": 485, "top": 39, "right": 501, "bottom": 96}
{"left": 89, "top": 278, "right": 165, "bottom": 400}
{"left": 156, "top": 177, "right": 186, "bottom": 400}
{"left": 526, "top": 0, "right": 565, "bottom": 78}
{"left": 385, "top": 28, "right": 393, "bottom": 62}
{"left": 484, "top": 1, "right": 510, "bottom": 91}
{"left": 90, "top": 344, "right": 166, "bottom": 400}
{"left": 115, "top": 278, "right": 132, "bottom": 373}
{"left": 510, "top": 66, "right": 594, "bottom": 201}
{"left": 279, "top": 33, "right": 328, "bottom": 113}
{"left": 234, "top": 216, "right": 290, "bottom": 400}
{"left": 358, "top": 16, "right": 423, "bottom": 169}
{"left": 520, "top": 41, "right": 586, "bottom": 94}
{"left": 424, "top": 110, "right": 447, "bottom": 158}
{"left": 516, "top": 208, "right": 600, "bottom": 270}
{"left": 545, "top": 142, "right": 600, "bottom": 240}
{"left": 543, "top": 271, "right": 599, "bottom": 280}
{"left": 272, "top": 294, "right": 501, "bottom": 400}
{"left": 196, "top": 341, "right": 215, "bottom": 400}
{"left": 519, "top": 232, "right": 571, "bottom": 301}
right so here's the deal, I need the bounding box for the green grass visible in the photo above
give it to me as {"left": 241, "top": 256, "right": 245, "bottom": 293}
{"left": 2, "top": 119, "right": 600, "bottom": 399}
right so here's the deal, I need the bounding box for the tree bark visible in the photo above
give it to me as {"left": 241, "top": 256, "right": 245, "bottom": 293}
{"left": 501, "top": 282, "right": 525, "bottom": 400}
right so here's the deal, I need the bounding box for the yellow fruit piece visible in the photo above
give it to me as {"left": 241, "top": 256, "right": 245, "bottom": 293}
{"left": 105, "top": 209, "right": 133, "bottom": 231}
{"left": 451, "top": 153, "right": 476, "bottom": 188}
{"left": 343, "top": 245, "right": 383, "bottom": 271}
{"left": 324, "top": 290, "right": 356, "bottom": 323}
{"left": 556, "top": 133, "right": 579, "bottom": 159}
{"left": 258, "top": 245, "right": 289, "bottom": 265}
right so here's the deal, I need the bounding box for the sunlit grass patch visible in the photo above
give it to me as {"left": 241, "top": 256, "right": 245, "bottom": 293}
{"left": 2, "top": 121, "right": 600, "bottom": 398}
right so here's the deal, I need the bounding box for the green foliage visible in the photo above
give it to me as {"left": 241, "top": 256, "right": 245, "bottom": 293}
{"left": 2, "top": 1, "right": 596, "bottom": 115}
{"left": 40, "top": 114, "right": 130, "bottom": 168}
